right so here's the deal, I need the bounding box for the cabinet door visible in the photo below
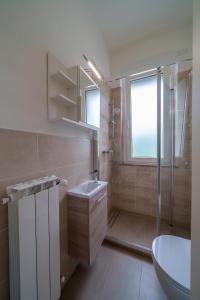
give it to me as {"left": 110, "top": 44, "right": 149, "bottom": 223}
{"left": 68, "top": 196, "right": 89, "bottom": 265}
{"left": 89, "top": 189, "right": 107, "bottom": 264}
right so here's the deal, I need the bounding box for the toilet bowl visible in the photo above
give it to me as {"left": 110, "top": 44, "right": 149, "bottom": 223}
{"left": 152, "top": 235, "right": 191, "bottom": 300}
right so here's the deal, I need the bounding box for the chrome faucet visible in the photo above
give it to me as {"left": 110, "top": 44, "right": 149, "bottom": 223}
{"left": 91, "top": 169, "right": 99, "bottom": 183}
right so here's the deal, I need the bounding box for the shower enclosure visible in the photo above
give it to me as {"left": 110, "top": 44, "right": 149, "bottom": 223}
{"left": 158, "top": 60, "right": 192, "bottom": 237}
{"left": 107, "top": 59, "right": 192, "bottom": 253}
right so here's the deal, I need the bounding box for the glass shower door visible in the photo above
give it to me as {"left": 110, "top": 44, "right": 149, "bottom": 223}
{"left": 159, "top": 60, "right": 192, "bottom": 238}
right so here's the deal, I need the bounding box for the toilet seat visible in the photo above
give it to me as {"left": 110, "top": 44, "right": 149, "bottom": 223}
{"left": 152, "top": 235, "right": 191, "bottom": 296}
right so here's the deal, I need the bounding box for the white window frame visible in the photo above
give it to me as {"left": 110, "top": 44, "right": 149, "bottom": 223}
{"left": 122, "top": 70, "right": 159, "bottom": 165}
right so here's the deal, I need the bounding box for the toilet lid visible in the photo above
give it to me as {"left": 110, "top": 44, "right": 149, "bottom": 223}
{"left": 152, "top": 235, "right": 191, "bottom": 291}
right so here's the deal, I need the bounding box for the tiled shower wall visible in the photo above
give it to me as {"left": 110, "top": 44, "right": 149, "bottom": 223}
{"left": 110, "top": 87, "right": 191, "bottom": 227}
{"left": 99, "top": 83, "right": 112, "bottom": 213}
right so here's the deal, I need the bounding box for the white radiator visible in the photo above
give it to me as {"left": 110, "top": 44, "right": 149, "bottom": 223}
{"left": 6, "top": 175, "right": 62, "bottom": 300}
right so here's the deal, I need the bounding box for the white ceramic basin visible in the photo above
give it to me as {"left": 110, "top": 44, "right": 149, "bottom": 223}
{"left": 67, "top": 180, "right": 107, "bottom": 199}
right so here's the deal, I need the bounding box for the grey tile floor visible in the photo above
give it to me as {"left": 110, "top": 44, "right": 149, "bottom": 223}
{"left": 61, "top": 243, "right": 167, "bottom": 300}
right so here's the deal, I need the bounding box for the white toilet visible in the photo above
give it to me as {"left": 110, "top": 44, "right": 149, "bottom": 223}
{"left": 152, "top": 235, "right": 191, "bottom": 300}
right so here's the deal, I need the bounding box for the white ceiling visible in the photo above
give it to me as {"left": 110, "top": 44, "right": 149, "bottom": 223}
{"left": 85, "top": 0, "right": 193, "bottom": 52}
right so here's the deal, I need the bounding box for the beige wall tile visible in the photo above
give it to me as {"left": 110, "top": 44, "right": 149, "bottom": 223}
{"left": 0, "top": 129, "right": 38, "bottom": 180}
{"left": 38, "top": 135, "right": 91, "bottom": 171}
{"left": 0, "top": 128, "right": 95, "bottom": 289}
{"left": 38, "top": 162, "right": 91, "bottom": 189}
{"left": 135, "top": 166, "right": 156, "bottom": 189}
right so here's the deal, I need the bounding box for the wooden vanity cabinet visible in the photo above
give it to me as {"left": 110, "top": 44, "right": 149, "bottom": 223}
{"left": 67, "top": 187, "right": 107, "bottom": 265}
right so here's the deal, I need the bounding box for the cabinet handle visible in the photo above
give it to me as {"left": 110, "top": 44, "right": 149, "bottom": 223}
{"left": 97, "top": 193, "right": 107, "bottom": 202}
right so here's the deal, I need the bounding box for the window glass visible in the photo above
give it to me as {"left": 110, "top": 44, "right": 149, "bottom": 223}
{"left": 175, "top": 78, "right": 187, "bottom": 157}
{"left": 130, "top": 75, "right": 157, "bottom": 158}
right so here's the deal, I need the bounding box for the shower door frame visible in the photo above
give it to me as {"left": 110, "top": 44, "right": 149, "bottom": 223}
{"left": 156, "top": 67, "right": 162, "bottom": 235}
{"left": 156, "top": 58, "right": 192, "bottom": 235}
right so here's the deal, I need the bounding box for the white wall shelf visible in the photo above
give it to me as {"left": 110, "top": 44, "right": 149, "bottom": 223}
{"left": 51, "top": 70, "right": 77, "bottom": 88}
{"left": 47, "top": 52, "right": 99, "bottom": 132}
{"left": 47, "top": 53, "right": 79, "bottom": 123}
{"left": 51, "top": 117, "right": 99, "bottom": 132}
{"left": 51, "top": 94, "right": 77, "bottom": 107}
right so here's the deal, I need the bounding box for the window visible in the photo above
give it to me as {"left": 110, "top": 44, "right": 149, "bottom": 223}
{"left": 131, "top": 75, "right": 157, "bottom": 158}
{"left": 85, "top": 88, "right": 100, "bottom": 128}
{"left": 124, "top": 73, "right": 163, "bottom": 164}
{"left": 175, "top": 77, "right": 187, "bottom": 158}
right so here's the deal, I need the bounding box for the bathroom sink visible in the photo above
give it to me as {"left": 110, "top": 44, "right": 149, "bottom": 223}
{"left": 85, "top": 181, "right": 101, "bottom": 193}
{"left": 67, "top": 180, "right": 107, "bottom": 199}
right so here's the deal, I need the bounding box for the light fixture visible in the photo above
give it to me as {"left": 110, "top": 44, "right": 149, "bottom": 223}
{"left": 87, "top": 61, "right": 102, "bottom": 80}
{"left": 83, "top": 55, "right": 102, "bottom": 80}
{"left": 130, "top": 68, "right": 157, "bottom": 77}
{"left": 79, "top": 65, "right": 98, "bottom": 88}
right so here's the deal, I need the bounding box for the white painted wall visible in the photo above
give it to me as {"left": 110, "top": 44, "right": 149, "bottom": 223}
{"left": 191, "top": 0, "right": 200, "bottom": 299}
{"left": 0, "top": 0, "right": 110, "bottom": 137}
{"left": 109, "top": 23, "right": 192, "bottom": 79}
